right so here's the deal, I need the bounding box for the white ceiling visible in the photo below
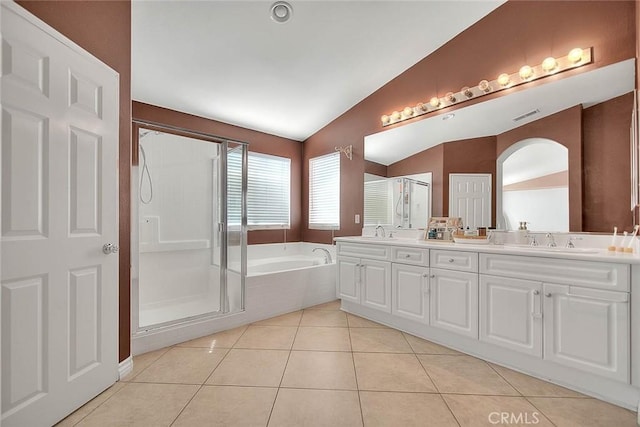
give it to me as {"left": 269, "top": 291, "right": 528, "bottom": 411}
{"left": 364, "top": 59, "right": 636, "bottom": 165}
{"left": 131, "top": 0, "right": 504, "bottom": 141}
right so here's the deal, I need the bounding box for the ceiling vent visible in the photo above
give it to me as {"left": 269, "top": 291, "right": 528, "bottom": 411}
{"left": 513, "top": 109, "right": 540, "bottom": 122}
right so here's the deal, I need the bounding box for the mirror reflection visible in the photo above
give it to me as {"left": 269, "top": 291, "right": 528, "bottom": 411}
{"left": 498, "top": 139, "right": 568, "bottom": 232}
{"left": 363, "top": 59, "right": 635, "bottom": 231}
{"left": 364, "top": 173, "right": 431, "bottom": 229}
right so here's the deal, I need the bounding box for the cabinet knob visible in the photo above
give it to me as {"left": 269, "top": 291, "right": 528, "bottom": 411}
{"left": 405, "top": 254, "right": 411, "bottom": 258}
{"left": 544, "top": 292, "right": 552, "bottom": 298}
{"left": 430, "top": 274, "right": 436, "bottom": 279}
{"left": 533, "top": 290, "right": 539, "bottom": 295}
{"left": 422, "top": 274, "right": 428, "bottom": 278}
{"left": 448, "top": 258, "right": 454, "bottom": 263}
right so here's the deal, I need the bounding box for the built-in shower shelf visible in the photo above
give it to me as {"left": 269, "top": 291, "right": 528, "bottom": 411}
{"left": 140, "top": 239, "right": 211, "bottom": 253}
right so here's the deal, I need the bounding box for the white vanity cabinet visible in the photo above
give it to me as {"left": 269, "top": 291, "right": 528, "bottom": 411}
{"left": 337, "top": 243, "right": 392, "bottom": 313}
{"left": 543, "top": 283, "right": 629, "bottom": 382}
{"left": 429, "top": 250, "right": 479, "bottom": 339}
{"left": 480, "top": 253, "right": 630, "bottom": 382}
{"left": 391, "top": 246, "right": 430, "bottom": 323}
{"left": 479, "top": 275, "right": 543, "bottom": 357}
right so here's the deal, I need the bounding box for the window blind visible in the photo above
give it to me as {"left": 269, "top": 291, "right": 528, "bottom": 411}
{"left": 364, "top": 179, "right": 391, "bottom": 226}
{"left": 309, "top": 151, "right": 340, "bottom": 229}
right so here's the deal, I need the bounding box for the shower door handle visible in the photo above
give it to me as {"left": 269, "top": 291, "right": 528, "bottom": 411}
{"left": 102, "top": 243, "right": 119, "bottom": 255}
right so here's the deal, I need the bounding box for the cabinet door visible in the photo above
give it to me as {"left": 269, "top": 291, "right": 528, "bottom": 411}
{"left": 361, "top": 260, "right": 392, "bottom": 313}
{"left": 480, "top": 275, "right": 542, "bottom": 357}
{"left": 337, "top": 256, "right": 360, "bottom": 303}
{"left": 392, "top": 264, "right": 429, "bottom": 323}
{"left": 430, "top": 268, "right": 478, "bottom": 338}
{"left": 543, "top": 284, "right": 629, "bottom": 382}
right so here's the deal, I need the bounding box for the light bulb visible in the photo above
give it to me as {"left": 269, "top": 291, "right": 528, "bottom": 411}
{"left": 462, "top": 87, "right": 473, "bottom": 98}
{"left": 541, "top": 57, "right": 558, "bottom": 72}
{"left": 416, "top": 102, "right": 427, "bottom": 112}
{"left": 497, "top": 73, "right": 511, "bottom": 87}
{"left": 478, "top": 80, "right": 491, "bottom": 92}
{"left": 391, "top": 111, "right": 401, "bottom": 121}
{"left": 519, "top": 65, "right": 534, "bottom": 81}
{"left": 403, "top": 107, "right": 414, "bottom": 118}
{"left": 568, "top": 48, "right": 583, "bottom": 63}
{"left": 381, "top": 115, "right": 390, "bottom": 125}
{"left": 445, "top": 92, "right": 456, "bottom": 103}
{"left": 430, "top": 97, "right": 440, "bottom": 108}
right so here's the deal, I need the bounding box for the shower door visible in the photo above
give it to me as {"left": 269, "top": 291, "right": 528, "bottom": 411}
{"left": 134, "top": 124, "right": 247, "bottom": 330}
{"left": 220, "top": 141, "right": 247, "bottom": 313}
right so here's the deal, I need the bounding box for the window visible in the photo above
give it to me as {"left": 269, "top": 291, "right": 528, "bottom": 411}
{"left": 364, "top": 178, "right": 391, "bottom": 226}
{"left": 309, "top": 151, "right": 340, "bottom": 229}
{"left": 228, "top": 151, "right": 291, "bottom": 229}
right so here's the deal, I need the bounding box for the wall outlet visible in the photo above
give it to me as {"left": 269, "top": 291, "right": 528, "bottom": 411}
{"left": 355, "top": 214, "right": 360, "bottom": 224}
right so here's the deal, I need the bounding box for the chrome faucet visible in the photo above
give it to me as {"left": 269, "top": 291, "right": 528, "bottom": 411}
{"left": 545, "top": 233, "right": 557, "bottom": 247}
{"left": 529, "top": 234, "right": 538, "bottom": 246}
{"left": 375, "top": 225, "right": 386, "bottom": 238}
{"left": 312, "top": 247, "right": 332, "bottom": 264}
{"left": 566, "top": 236, "right": 582, "bottom": 248}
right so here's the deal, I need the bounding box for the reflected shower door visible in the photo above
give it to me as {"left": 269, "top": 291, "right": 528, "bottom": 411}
{"left": 222, "top": 141, "right": 247, "bottom": 313}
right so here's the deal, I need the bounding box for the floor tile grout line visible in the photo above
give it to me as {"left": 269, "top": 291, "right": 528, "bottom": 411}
{"left": 123, "top": 346, "right": 172, "bottom": 383}
{"left": 66, "top": 382, "right": 129, "bottom": 426}
{"left": 522, "top": 396, "right": 560, "bottom": 427}
{"left": 485, "top": 361, "right": 524, "bottom": 397}
{"left": 347, "top": 322, "right": 366, "bottom": 427}
{"left": 265, "top": 319, "right": 299, "bottom": 426}
{"left": 437, "top": 394, "right": 463, "bottom": 427}
{"left": 167, "top": 383, "right": 205, "bottom": 427}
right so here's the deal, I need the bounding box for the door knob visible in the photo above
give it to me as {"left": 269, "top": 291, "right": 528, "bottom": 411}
{"left": 103, "top": 243, "right": 119, "bottom": 254}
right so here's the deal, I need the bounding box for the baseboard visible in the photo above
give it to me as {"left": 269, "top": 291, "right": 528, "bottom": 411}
{"left": 118, "top": 356, "right": 133, "bottom": 380}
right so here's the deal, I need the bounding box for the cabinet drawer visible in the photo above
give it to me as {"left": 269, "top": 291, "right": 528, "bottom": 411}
{"left": 337, "top": 243, "right": 391, "bottom": 261}
{"left": 480, "top": 253, "right": 629, "bottom": 292}
{"left": 392, "top": 247, "right": 429, "bottom": 266}
{"left": 430, "top": 250, "right": 478, "bottom": 272}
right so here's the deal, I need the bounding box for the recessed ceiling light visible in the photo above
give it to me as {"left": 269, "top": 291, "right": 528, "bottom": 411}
{"left": 442, "top": 113, "right": 455, "bottom": 121}
{"left": 270, "top": 1, "right": 293, "bottom": 24}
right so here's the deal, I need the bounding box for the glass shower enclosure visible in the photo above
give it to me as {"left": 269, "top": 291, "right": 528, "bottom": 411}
{"left": 134, "top": 123, "right": 247, "bottom": 330}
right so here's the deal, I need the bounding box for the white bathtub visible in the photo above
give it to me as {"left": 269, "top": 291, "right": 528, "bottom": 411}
{"left": 244, "top": 254, "right": 326, "bottom": 275}
{"left": 133, "top": 242, "right": 337, "bottom": 355}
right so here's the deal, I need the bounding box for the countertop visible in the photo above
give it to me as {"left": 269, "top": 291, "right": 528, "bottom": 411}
{"left": 334, "top": 236, "right": 640, "bottom": 265}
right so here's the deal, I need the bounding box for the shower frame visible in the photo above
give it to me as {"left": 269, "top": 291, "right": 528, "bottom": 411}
{"left": 131, "top": 119, "right": 248, "bottom": 332}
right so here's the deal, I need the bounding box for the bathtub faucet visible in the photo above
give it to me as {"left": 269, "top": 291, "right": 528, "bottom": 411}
{"left": 312, "top": 247, "right": 333, "bottom": 264}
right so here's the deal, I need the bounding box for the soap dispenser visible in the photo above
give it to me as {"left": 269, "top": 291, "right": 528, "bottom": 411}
{"left": 516, "top": 221, "right": 528, "bottom": 244}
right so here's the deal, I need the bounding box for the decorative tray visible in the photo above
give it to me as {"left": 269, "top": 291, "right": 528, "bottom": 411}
{"left": 453, "top": 236, "right": 490, "bottom": 245}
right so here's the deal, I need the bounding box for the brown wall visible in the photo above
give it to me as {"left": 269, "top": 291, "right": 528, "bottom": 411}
{"left": 302, "top": 0, "right": 636, "bottom": 242}
{"left": 498, "top": 106, "right": 583, "bottom": 230}
{"left": 132, "top": 102, "right": 303, "bottom": 245}
{"left": 583, "top": 93, "right": 635, "bottom": 231}
{"left": 16, "top": 0, "right": 133, "bottom": 362}
{"left": 364, "top": 160, "right": 387, "bottom": 177}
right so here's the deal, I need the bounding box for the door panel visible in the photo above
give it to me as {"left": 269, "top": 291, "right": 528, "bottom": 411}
{"left": 392, "top": 263, "right": 428, "bottom": 323}
{"left": 543, "top": 283, "right": 629, "bottom": 382}
{"left": 1, "top": 3, "right": 119, "bottom": 426}
{"left": 361, "top": 260, "right": 391, "bottom": 313}
{"left": 449, "top": 174, "right": 491, "bottom": 229}
{"left": 338, "top": 256, "right": 360, "bottom": 303}
{"left": 430, "top": 268, "right": 478, "bottom": 338}
{"left": 480, "top": 275, "right": 542, "bottom": 356}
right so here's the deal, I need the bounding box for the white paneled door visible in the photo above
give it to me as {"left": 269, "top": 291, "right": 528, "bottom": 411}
{"left": 449, "top": 173, "right": 491, "bottom": 229}
{"left": 1, "top": 3, "right": 119, "bottom": 426}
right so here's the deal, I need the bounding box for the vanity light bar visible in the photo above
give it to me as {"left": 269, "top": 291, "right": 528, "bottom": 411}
{"left": 380, "top": 47, "right": 593, "bottom": 127}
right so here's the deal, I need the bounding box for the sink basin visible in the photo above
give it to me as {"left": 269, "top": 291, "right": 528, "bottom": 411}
{"left": 502, "top": 244, "right": 599, "bottom": 254}
{"left": 357, "top": 236, "right": 398, "bottom": 241}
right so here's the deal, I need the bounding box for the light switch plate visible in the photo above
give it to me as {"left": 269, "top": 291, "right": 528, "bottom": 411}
{"left": 355, "top": 214, "right": 360, "bottom": 224}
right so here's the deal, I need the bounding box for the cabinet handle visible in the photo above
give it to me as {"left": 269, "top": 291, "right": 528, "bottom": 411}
{"left": 544, "top": 292, "right": 552, "bottom": 298}
{"left": 422, "top": 274, "right": 428, "bottom": 278}
{"left": 533, "top": 290, "right": 539, "bottom": 295}
{"left": 430, "top": 274, "right": 436, "bottom": 279}
{"left": 448, "top": 258, "right": 454, "bottom": 263}
{"left": 405, "top": 254, "right": 411, "bottom": 258}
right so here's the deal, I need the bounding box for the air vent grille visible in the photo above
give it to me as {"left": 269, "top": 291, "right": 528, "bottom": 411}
{"left": 513, "top": 109, "right": 540, "bottom": 122}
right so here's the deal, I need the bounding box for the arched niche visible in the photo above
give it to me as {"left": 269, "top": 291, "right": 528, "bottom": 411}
{"left": 496, "top": 138, "right": 569, "bottom": 232}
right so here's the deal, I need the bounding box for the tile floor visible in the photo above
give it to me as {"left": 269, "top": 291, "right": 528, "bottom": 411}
{"left": 58, "top": 300, "right": 638, "bottom": 427}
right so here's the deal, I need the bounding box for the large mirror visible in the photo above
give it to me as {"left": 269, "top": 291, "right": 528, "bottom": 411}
{"left": 364, "top": 59, "right": 636, "bottom": 231}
